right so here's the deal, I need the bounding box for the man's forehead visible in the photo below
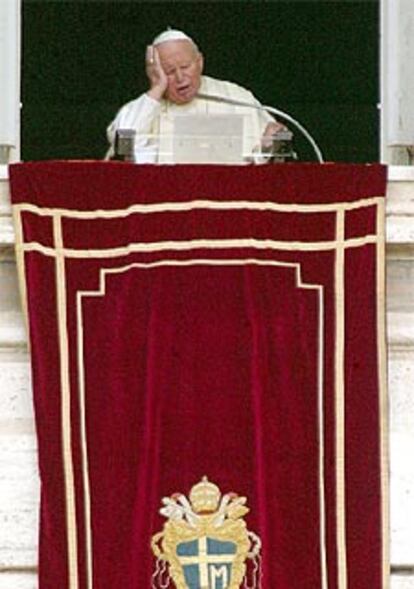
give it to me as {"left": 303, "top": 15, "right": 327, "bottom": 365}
{"left": 157, "top": 40, "right": 198, "bottom": 62}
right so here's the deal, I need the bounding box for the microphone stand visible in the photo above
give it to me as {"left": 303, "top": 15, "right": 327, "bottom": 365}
{"left": 197, "top": 93, "right": 324, "bottom": 163}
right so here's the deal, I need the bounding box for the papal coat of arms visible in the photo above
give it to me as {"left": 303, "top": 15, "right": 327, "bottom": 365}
{"left": 151, "top": 477, "right": 262, "bottom": 589}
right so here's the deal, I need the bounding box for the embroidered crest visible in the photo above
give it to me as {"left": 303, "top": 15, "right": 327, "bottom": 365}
{"left": 151, "top": 477, "right": 261, "bottom": 589}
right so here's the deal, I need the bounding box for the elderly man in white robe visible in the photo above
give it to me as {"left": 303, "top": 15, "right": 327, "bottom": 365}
{"left": 107, "top": 29, "right": 284, "bottom": 163}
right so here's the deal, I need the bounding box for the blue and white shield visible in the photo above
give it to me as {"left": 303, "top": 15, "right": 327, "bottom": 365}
{"left": 176, "top": 536, "right": 237, "bottom": 589}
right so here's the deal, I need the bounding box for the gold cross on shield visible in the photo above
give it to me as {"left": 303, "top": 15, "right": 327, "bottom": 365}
{"left": 178, "top": 536, "right": 236, "bottom": 589}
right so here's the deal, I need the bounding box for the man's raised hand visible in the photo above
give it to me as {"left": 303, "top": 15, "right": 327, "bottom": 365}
{"left": 146, "top": 45, "right": 168, "bottom": 101}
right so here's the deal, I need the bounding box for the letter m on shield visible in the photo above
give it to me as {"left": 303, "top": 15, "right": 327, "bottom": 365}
{"left": 177, "top": 536, "right": 237, "bottom": 588}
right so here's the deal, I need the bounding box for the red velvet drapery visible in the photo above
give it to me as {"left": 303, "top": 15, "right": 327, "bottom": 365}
{"left": 10, "top": 162, "right": 388, "bottom": 589}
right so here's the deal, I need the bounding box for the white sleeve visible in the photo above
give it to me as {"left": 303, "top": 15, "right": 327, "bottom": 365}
{"left": 221, "top": 80, "right": 276, "bottom": 131}
{"left": 230, "top": 85, "right": 275, "bottom": 164}
{"left": 106, "top": 93, "right": 162, "bottom": 160}
{"left": 244, "top": 90, "right": 276, "bottom": 131}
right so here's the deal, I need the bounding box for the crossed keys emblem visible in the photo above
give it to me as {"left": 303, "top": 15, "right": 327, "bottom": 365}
{"left": 151, "top": 477, "right": 262, "bottom": 589}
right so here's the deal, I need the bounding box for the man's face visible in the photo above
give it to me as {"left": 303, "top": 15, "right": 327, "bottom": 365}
{"left": 157, "top": 40, "right": 204, "bottom": 104}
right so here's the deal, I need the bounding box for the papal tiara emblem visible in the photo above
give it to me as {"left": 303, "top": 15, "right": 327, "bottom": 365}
{"left": 151, "top": 476, "right": 262, "bottom": 589}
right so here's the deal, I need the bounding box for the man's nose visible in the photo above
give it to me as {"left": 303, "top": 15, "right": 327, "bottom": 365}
{"left": 174, "top": 69, "right": 184, "bottom": 83}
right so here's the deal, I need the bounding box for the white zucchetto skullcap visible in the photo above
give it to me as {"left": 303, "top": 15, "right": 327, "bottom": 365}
{"left": 152, "top": 28, "right": 195, "bottom": 46}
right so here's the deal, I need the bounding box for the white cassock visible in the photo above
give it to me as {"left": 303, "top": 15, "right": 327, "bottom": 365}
{"left": 106, "top": 75, "right": 275, "bottom": 163}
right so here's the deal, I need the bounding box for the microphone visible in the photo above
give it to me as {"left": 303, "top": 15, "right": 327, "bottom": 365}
{"left": 197, "top": 93, "right": 324, "bottom": 163}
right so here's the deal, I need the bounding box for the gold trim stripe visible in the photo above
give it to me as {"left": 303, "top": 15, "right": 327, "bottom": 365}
{"left": 18, "top": 234, "right": 380, "bottom": 259}
{"left": 335, "top": 210, "right": 347, "bottom": 589}
{"left": 53, "top": 215, "right": 79, "bottom": 589}
{"left": 317, "top": 285, "right": 329, "bottom": 589}
{"left": 376, "top": 200, "right": 390, "bottom": 589}
{"left": 76, "top": 291, "right": 94, "bottom": 589}
{"left": 13, "top": 196, "right": 384, "bottom": 217}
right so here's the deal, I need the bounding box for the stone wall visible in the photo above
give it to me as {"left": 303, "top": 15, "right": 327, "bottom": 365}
{"left": 0, "top": 166, "right": 413, "bottom": 589}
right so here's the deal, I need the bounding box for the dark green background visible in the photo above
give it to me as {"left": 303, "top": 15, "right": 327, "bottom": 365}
{"left": 22, "top": 0, "right": 379, "bottom": 162}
